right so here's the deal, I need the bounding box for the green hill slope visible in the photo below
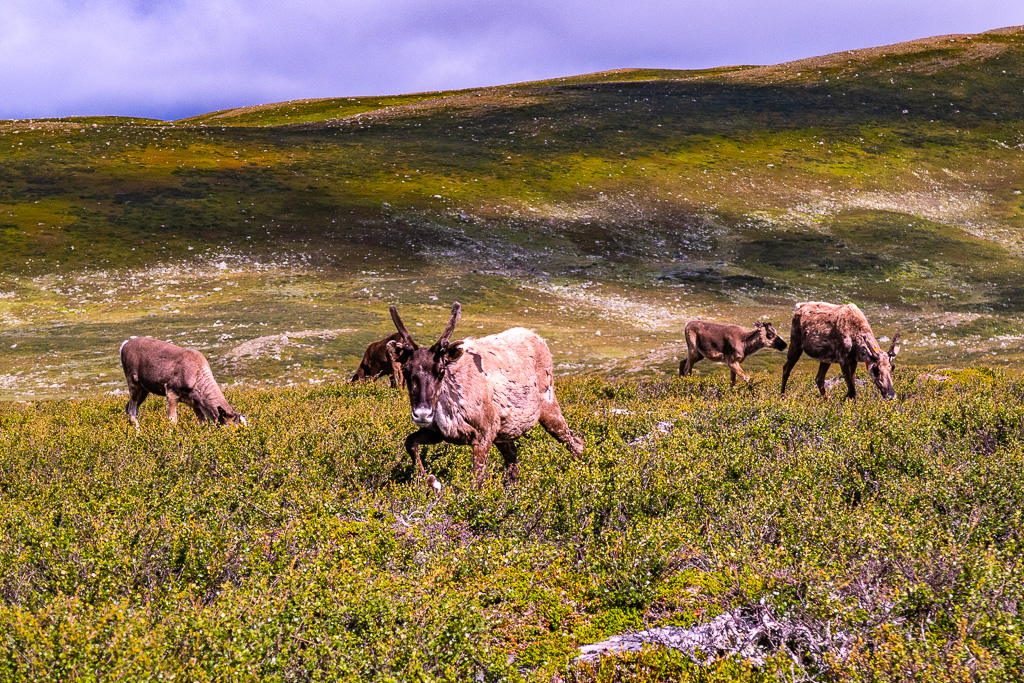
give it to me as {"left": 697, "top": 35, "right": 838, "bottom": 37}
{"left": 1, "top": 27, "right": 1023, "bottom": 398}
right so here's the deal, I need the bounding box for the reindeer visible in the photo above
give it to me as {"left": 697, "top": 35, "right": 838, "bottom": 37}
{"left": 351, "top": 332, "right": 405, "bottom": 387}
{"left": 679, "top": 320, "right": 788, "bottom": 385}
{"left": 780, "top": 302, "right": 901, "bottom": 399}
{"left": 387, "top": 302, "right": 584, "bottom": 488}
{"left": 119, "top": 337, "right": 247, "bottom": 428}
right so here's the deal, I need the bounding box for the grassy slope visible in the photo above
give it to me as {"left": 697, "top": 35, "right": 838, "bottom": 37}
{"left": 0, "top": 28, "right": 1023, "bottom": 400}
{"left": 3, "top": 28, "right": 1024, "bottom": 681}
{"left": 2, "top": 372, "right": 1023, "bottom": 680}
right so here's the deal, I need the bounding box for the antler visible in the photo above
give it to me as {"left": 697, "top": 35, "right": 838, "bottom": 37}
{"left": 888, "top": 332, "right": 902, "bottom": 357}
{"left": 390, "top": 305, "right": 415, "bottom": 348}
{"left": 437, "top": 302, "right": 462, "bottom": 348}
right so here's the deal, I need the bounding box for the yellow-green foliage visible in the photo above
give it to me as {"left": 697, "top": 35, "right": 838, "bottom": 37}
{"left": 2, "top": 371, "right": 1023, "bottom": 681}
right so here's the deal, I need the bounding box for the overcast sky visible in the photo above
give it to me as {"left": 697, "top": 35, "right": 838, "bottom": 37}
{"left": 1, "top": 0, "right": 1021, "bottom": 121}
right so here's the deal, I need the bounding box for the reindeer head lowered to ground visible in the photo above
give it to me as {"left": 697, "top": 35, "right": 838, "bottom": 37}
{"left": 859, "top": 332, "right": 901, "bottom": 399}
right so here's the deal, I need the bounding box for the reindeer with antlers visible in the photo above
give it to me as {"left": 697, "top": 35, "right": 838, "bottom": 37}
{"left": 386, "top": 302, "right": 584, "bottom": 488}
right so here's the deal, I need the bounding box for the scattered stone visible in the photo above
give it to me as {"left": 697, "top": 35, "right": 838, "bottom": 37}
{"left": 823, "top": 377, "right": 867, "bottom": 390}
{"left": 576, "top": 607, "right": 851, "bottom": 668}
{"left": 629, "top": 420, "right": 675, "bottom": 447}
{"left": 916, "top": 367, "right": 959, "bottom": 383}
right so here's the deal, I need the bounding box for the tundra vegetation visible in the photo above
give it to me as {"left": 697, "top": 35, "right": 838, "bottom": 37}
{"left": 2, "top": 25, "right": 1024, "bottom": 681}
{"left": 1, "top": 371, "right": 1023, "bottom": 681}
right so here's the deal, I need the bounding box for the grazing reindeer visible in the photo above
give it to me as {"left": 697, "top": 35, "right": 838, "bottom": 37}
{"left": 387, "top": 302, "right": 584, "bottom": 488}
{"left": 351, "top": 332, "right": 406, "bottom": 388}
{"left": 119, "top": 337, "right": 246, "bottom": 428}
{"left": 780, "top": 302, "right": 901, "bottom": 399}
{"left": 680, "top": 320, "right": 788, "bottom": 385}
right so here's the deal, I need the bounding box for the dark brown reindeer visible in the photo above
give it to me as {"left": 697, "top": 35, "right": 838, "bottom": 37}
{"left": 780, "top": 301, "right": 902, "bottom": 399}
{"left": 387, "top": 302, "right": 584, "bottom": 488}
{"left": 120, "top": 337, "right": 247, "bottom": 428}
{"left": 679, "top": 320, "right": 788, "bottom": 385}
{"left": 351, "top": 332, "right": 406, "bottom": 388}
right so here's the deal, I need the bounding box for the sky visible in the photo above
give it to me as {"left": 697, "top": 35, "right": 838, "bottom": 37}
{"left": 1, "top": 0, "right": 1022, "bottom": 121}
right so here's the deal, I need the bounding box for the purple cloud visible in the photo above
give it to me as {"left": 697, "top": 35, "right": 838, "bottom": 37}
{"left": 1, "top": 0, "right": 1021, "bottom": 120}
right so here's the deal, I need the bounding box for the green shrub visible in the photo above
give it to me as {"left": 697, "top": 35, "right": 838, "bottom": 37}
{"left": 1, "top": 371, "right": 1023, "bottom": 680}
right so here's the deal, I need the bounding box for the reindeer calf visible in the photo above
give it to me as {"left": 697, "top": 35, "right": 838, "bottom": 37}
{"left": 680, "top": 320, "right": 788, "bottom": 385}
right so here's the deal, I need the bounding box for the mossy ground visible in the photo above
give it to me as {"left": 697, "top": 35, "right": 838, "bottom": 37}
{"left": 3, "top": 29, "right": 1024, "bottom": 398}
{"left": 2, "top": 372, "right": 1023, "bottom": 681}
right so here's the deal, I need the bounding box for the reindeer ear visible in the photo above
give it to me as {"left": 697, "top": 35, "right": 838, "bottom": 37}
{"left": 385, "top": 339, "right": 413, "bottom": 366}
{"left": 753, "top": 321, "right": 764, "bottom": 330}
{"left": 888, "top": 333, "right": 902, "bottom": 359}
{"left": 386, "top": 339, "right": 409, "bottom": 364}
{"left": 444, "top": 340, "right": 464, "bottom": 363}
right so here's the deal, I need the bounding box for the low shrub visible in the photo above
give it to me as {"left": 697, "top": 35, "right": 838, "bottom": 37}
{"left": 1, "top": 370, "right": 1023, "bottom": 680}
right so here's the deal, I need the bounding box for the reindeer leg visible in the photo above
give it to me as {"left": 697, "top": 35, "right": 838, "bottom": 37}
{"left": 385, "top": 341, "right": 405, "bottom": 389}
{"left": 126, "top": 386, "right": 147, "bottom": 430}
{"left": 471, "top": 438, "right": 494, "bottom": 488}
{"left": 539, "top": 402, "right": 584, "bottom": 457}
{"left": 680, "top": 351, "right": 701, "bottom": 377}
{"left": 191, "top": 404, "right": 203, "bottom": 422}
{"left": 496, "top": 441, "right": 520, "bottom": 485}
{"left": 815, "top": 362, "right": 831, "bottom": 398}
{"left": 840, "top": 361, "right": 857, "bottom": 400}
{"left": 405, "top": 428, "right": 443, "bottom": 480}
{"left": 726, "top": 359, "right": 750, "bottom": 386}
{"left": 164, "top": 387, "right": 180, "bottom": 425}
{"left": 781, "top": 348, "right": 803, "bottom": 394}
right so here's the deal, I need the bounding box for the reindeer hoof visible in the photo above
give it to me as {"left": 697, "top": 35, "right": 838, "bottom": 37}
{"left": 425, "top": 474, "right": 443, "bottom": 494}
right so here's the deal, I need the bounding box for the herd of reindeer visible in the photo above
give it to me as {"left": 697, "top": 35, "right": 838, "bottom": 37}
{"left": 119, "top": 299, "right": 901, "bottom": 488}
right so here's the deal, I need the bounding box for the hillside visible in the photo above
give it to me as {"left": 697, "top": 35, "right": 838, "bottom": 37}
{"left": 2, "top": 27, "right": 1024, "bottom": 398}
